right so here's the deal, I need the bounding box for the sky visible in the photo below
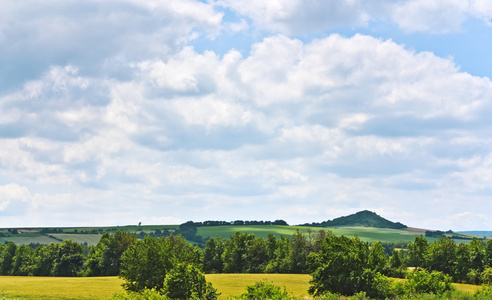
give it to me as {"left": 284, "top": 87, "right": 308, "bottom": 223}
{"left": 1, "top": 0, "right": 492, "bottom": 230}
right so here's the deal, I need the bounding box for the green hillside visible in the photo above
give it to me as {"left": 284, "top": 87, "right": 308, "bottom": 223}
{"left": 0, "top": 211, "right": 484, "bottom": 246}
{"left": 301, "top": 210, "right": 407, "bottom": 229}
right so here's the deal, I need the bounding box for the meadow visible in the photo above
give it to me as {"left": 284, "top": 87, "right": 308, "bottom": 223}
{"left": 1, "top": 223, "right": 480, "bottom": 246}
{"left": 0, "top": 274, "right": 483, "bottom": 300}
{"left": 197, "top": 225, "right": 439, "bottom": 243}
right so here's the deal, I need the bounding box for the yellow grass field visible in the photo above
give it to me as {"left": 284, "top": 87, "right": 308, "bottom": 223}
{"left": 0, "top": 276, "right": 124, "bottom": 300}
{"left": 0, "top": 274, "right": 483, "bottom": 299}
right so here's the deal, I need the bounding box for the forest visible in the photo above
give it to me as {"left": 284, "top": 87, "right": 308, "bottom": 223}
{"left": 1, "top": 227, "right": 492, "bottom": 299}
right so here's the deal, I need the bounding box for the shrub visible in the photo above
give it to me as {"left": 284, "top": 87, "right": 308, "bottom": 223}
{"left": 481, "top": 267, "right": 492, "bottom": 284}
{"left": 402, "top": 269, "right": 455, "bottom": 296}
{"left": 474, "top": 284, "right": 492, "bottom": 299}
{"left": 107, "top": 288, "right": 165, "bottom": 300}
{"left": 162, "top": 263, "right": 219, "bottom": 300}
{"left": 238, "top": 280, "right": 291, "bottom": 300}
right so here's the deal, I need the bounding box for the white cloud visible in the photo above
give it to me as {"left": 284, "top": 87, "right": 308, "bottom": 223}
{"left": 218, "top": 0, "right": 492, "bottom": 35}
{"left": 0, "top": 0, "right": 223, "bottom": 89}
{"left": 217, "top": 0, "right": 369, "bottom": 35}
{"left": 0, "top": 183, "right": 31, "bottom": 212}
{"left": 2, "top": 0, "right": 492, "bottom": 230}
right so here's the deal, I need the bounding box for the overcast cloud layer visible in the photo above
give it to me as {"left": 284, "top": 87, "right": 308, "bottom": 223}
{"left": 1, "top": 0, "right": 492, "bottom": 230}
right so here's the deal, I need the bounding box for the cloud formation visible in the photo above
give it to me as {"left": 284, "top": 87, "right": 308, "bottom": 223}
{"left": 1, "top": 0, "right": 491, "bottom": 229}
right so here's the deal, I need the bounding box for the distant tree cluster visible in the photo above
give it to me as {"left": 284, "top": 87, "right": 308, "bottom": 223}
{"left": 405, "top": 236, "right": 492, "bottom": 285}
{"left": 185, "top": 219, "right": 289, "bottom": 227}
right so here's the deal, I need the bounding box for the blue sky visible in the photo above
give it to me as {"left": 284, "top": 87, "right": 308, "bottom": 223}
{"left": 1, "top": 0, "right": 492, "bottom": 230}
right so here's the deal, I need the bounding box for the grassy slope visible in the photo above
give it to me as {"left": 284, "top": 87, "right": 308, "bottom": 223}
{"left": 198, "top": 225, "right": 432, "bottom": 243}
{"left": 0, "top": 275, "right": 482, "bottom": 300}
{"left": 0, "top": 224, "right": 479, "bottom": 246}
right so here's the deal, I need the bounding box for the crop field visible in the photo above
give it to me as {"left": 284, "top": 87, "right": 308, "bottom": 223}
{"left": 0, "top": 274, "right": 483, "bottom": 299}
{"left": 50, "top": 234, "right": 103, "bottom": 245}
{"left": 0, "top": 276, "right": 124, "bottom": 300}
{"left": 197, "top": 225, "right": 429, "bottom": 243}
{"left": 0, "top": 235, "right": 59, "bottom": 246}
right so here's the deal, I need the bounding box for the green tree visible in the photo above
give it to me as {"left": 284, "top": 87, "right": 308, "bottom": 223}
{"left": 368, "top": 241, "right": 387, "bottom": 274}
{"left": 32, "top": 243, "right": 58, "bottom": 276}
{"left": 407, "top": 236, "right": 428, "bottom": 268}
{"left": 85, "top": 231, "right": 137, "bottom": 276}
{"left": 426, "top": 237, "right": 456, "bottom": 275}
{"left": 485, "top": 240, "right": 492, "bottom": 267}
{"left": 290, "top": 230, "right": 308, "bottom": 273}
{"left": 203, "top": 237, "right": 225, "bottom": 273}
{"left": 244, "top": 236, "right": 269, "bottom": 273}
{"left": 389, "top": 249, "right": 402, "bottom": 269}
{"left": 0, "top": 242, "right": 17, "bottom": 275}
{"left": 162, "top": 263, "right": 219, "bottom": 299}
{"left": 120, "top": 234, "right": 200, "bottom": 293}
{"left": 454, "top": 243, "right": 471, "bottom": 282}
{"left": 469, "top": 238, "right": 486, "bottom": 272}
{"left": 53, "top": 239, "right": 85, "bottom": 277}
{"left": 11, "top": 245, "right": 33, "bottom": 276}
{"left": 308, "top": 233, "right": 391, "bottom": 298}
{"left": 222, "top": 232, "right": 254, "bottom": 273}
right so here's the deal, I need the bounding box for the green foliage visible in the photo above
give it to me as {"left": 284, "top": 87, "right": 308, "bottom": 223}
{"left": 52, "top": 239, "right": 85, "bottom": 276}
{"left": 481, "top": 267, "right": 492, "bottom": 284}
{"left": 303, "top": 210, "right": 407, "bottom": 229}
{"left": 221, "top": 232, "right": 255, "bottom": 273}
{"left": 307, "top": 233, "right": 393, "bottom": 298}
{"left": 162, "top": 263, "right": 219, "bottom": 300}
{"left": 85, "top": 231, "right": 137, "bottom": 276}
{"left": 408, "top": 236, "right": 429, "bottom": 268}
{"left": 474, "top": 284, "right": 492, "bottom": 299}
{"left": 108, "top": 288, "right": 166, "bottom": 300}
{"left": 238, "top": 280, "right": 290, "bottom": 300}
{"left": 202, "top": 237, "right": 225, "bottom": 273}
{"left": 399, "top": 269, "right": 455, "bottom": 296}
{"left": 119, "top": 234, "right": 201, "bottom": 293}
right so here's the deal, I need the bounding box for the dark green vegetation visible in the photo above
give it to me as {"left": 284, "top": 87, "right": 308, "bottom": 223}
{"left": 302, "top": 210, "right": 407, "bottom": 229}
{"left": 1, "top": 229, "right": 492, "bottom": 299}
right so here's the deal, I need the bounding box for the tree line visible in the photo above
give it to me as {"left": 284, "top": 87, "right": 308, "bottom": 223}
{"left": 1, "top": 229, "right": 491, "bottom": 285}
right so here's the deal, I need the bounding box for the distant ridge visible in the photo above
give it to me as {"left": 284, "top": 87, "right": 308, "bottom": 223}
{"left": 300, "top": 210, "right": 407, "bottom": 229}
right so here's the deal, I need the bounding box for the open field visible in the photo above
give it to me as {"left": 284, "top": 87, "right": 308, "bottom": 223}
{"left": 197, "top": 225, "right": 445, "bottom": 243}
{"left": 0, "top": 274, "right": 483, "bottom": 300}
{"left": 0, "top": 276, "right": 124, "bottom": 300}
{"left": 0, "top": 224, "right": 481, "bottom": 246}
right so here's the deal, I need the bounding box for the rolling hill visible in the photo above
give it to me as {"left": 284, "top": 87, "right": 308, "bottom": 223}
{"left": 300, "top": 210, "right": 407, "bottom": 229}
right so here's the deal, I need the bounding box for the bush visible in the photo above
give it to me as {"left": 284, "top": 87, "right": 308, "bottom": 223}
{"left": 474, "top": 284, "right": 492, "bottom": 299}
{"left": 401, "top": 269, "right": 455, "bottom": 296}
{"left": 238, "top": 280, "right": 291, "bottom": 300}
{"left": 107, "top": 288, "right": 166, "bottom": 300}
{"left": 481, "top": 267, "right": 492, "bottom": 284}
{"left": 162, "top": 263, "right": 219, "bottom": 300}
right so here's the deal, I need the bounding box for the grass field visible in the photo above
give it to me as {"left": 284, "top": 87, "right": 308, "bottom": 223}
{"left": 197, "top": 225, "right": 429, "bottom": 243}
{"left": 0, "top": 274, "right": 483, "bottom": 300}
{"left": 1, "top": 224, "right": 480, "bottom": 246}
{"left": 0, "top": 276, "right": 124, "bottom": 300}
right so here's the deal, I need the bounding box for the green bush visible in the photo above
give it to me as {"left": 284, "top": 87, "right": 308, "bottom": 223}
{"left": 162, "top": 263, "right": 219, "bottom": 300}
{"left": 481, "top": 267, "right": 492, "bottom": 284}
{"left": 474, "top": 284, "right": 492, "bottom": 299}
{"left": 107, "top": 288, "right": 166, "bottom": 300}
{"left": 401, "top": 269, "right": 455, "bottom": 296}
{"left": 238, "top": 280, "right": 291, "bottom": 300}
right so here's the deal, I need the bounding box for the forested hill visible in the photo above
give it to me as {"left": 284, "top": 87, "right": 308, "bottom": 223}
{"left": 300, "top": 210, "right": 407, "bottom": 229}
